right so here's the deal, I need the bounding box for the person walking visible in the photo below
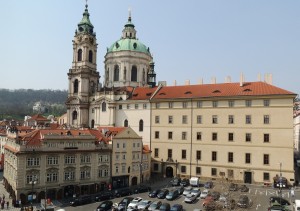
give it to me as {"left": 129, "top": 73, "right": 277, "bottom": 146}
{"left": 291, "top": 187, "right": 295, "bottom": 198}
{"left": 6, "top": 201, "right": 8, "bottom": 209}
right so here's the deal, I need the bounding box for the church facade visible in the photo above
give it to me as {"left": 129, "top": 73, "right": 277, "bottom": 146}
{"left": 66, "top": 4, "right": 297, "bottom": 184}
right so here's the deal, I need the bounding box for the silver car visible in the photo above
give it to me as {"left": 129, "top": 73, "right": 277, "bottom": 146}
{"left": 184, "top": 193, "right": 197, "bottom": 204}
{"left": 183, "top": 187, "right": 193, "bottom": 196}
{"left": 137, "top": 200, "right": 152, "bottom": 210}
{"left": 200, "top": 189, "right": 210, "bottom": 199}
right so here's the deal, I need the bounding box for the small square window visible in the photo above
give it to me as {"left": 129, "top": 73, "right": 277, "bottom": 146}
{"left": 228, "top": 100, "right": 235, "bottom": 107}
{"left": 135, "top": 104, "right": 139, "bottom": 109}
{"left": 196, "top": 167, "right": 201, "bottom": 175}
{"left": 264, "top": 115, "right": 270, "bottom": 124}
{"left": 245, "top": 100, "right": 252, "bottom": 107}
{"left": 197, "top": 101, "right": 202, "bottom": 108}
{"left": 211, "top": 168, "right": 217, "bottom": 176}
{"left": 119, "top": 105, "right": 122, "bottom": 110}
{"left": 196, "top": 132, "right": 202, "bottom": 141}
{"left": 228, "top": 115, "right": 234, "bottom": 124}
{"left": 264, "top": 134, "right": 270, "bottom": 143}
{"left": 168, "top": 116, "right": 173, "bottom": 124}
{"left": 181, "top": 166, "right": 186, "bottom": 173}
{"left": 212, "top": 101, "right": 218, "bottom": 108}
{"left": 182, "top": 102, "right": 188, "bottom": 108}
{"left": 155, "top": 131, "right": 159, "bottom": 139}
{"left": 212, "top": 115, "right": 218, "bottom": 124}
{"left": 263, "top": 172, "right": 270, "bottom": 181}
{"left": 228, "top": 133, "right": 234, "bottom": 141}
{"left": 212, "top": 133, "right": 218, "bottom": 141}
{"left": 264, "top": 100, "right": 270, "bottom": 107}
{"left": 168, "top": 132, "right": 173, "bottom": 140}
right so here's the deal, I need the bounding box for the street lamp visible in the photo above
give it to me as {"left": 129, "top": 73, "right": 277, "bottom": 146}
{"left": 29, "top": 176, "right": 37, "bottom": 205}
{"left": 140, "top": 162, "right": 143, "bottom": 185}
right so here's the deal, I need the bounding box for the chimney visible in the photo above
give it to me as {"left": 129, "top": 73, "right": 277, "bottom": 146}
{"left": 198, "top": 78, "right": 203, "bottom": 85}
{"left": 185, "top": 80, "right": 190, "bottom": 85}
{"left": 225, "top": 76, "right": 231, "bottom": 83}
{"left": 257, "top": 73, "right": 261, "bottom": 81}
{"left": 269, "top": 73, "right": 273, "bottom": 85}
{"left": 211, "top": 77, "right": 216, "bottom": 84}
{"left": 173, "top": 80, "right": 177, "bottom": 86}
{"left": 240, "top": 72, "right": 244, "bottom": 87}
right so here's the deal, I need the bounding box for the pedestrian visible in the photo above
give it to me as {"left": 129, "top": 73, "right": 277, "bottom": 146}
{"left": 291, "top": 187, "right": 295, "bottom": 197}
{"left": 6, "top": 201, "right": 8, "bottom": 209}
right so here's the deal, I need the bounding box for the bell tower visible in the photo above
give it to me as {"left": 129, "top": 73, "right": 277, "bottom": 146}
{"left": 66, "top": 2, "right": 100, "bottom": 128}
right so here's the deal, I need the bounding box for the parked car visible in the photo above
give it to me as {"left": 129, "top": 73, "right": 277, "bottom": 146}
{"left": 183, "top": 187, "right": 193, "bottom": 196}
{"left": 170, "top": 204, "right": 183, "bottom": 211}
{"left": 211, "top": 191, "right": 220, "bottom": 201}
{"left": 133, "top": 185, "right": 151, "bottom": 194}
{"left": 127, "top": 197, "right": 143, "bottom": 209}
{"left": 191, "top": 188, "right": 201, "bottom": 197}
{"left": 223, "top": 199, "right": 236, "bottom": 209}
{"left": 159, "top": 202, "right": 171, "bottom": 211}
{"left": 96, "top": 200, "right": 113, "bottom": 211}
{"left": 94, "top": 191, "right": 114, "bottom": 201}
{"left": 176, "top": 186, "right": 184, "bottom": 195}
{"left": 149, "top": 189, "right": 161, "bottom": 198}
{"left": 137, "top": 200, "right": 152, "bottom": 210}
{"left": 166, "top": 189, "right": 180, "bottom": 201}
{"left": 204, "top": 181, "right": 213, "bottom": 189}
{"left": 268, "top": 202, "right": 291, "bottom": 211}
{"left": 180, "top": 178, "right": 190, "bottom": 187}
{"left": 200, "top": 189, "right": 210, "bottom": 199}
{"left": 114, "top": 188, "right": 132, "bottom": 198}
{"left": 148, "top": 200, "right": 162, "bottom": 211}
{"left": 229, "top": 183, "right": 238, "bottom": 191}
{"left": 203, "top": 196, "right": 214, "bottom": 207}
{"left": 157, "top": 189, "right": 169, "bottom": 199}
{"left": 70, "top": 195, "right": 93, "bottom": 206}
{"left": 170, "top": 177, "right": 181, "bottom": 186}
{"left": 269, "top": 196, "right": 291, "bottom": 206}
{"left": 240, "top": 184, "right": 249, "bottom": 192}
{"left": 117, "top": 197, "right": 134, "bottom": 210}
{"left": 237, "top": 195, "right": 252, "bottom": 208}
{"left": 184, "top": 193, "right": 197, "bottom": 204}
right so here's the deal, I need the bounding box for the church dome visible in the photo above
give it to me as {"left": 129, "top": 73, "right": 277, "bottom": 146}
{"left": 107, "top": 38, "right": 151, "bottom": 55}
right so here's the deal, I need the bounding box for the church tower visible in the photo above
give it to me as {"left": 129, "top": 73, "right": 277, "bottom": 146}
{"left": 66, "top": 3, "right": 100, "bottom": 128}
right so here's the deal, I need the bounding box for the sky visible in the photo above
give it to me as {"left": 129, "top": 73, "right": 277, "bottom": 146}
{"left": 1, "top": 1, "right": 300, "bottom": 95}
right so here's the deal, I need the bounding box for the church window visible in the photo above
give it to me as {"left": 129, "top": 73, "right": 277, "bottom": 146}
{"left": 88, "top": 50, "right": 93, "bottom": 63}
{"left": 139, "top": 120, "right": 144, "bottom": 132}
{"left": 77, "top": 49, "right": 82, "bottom": 61}
{"left": 131, "top": 66, "right": 137, "bottom": 82}
{"left": 91, "top": 120, "right": 95, "bottom": 128}
{"left": 114, "top": 65, "right": 119, "bottom": 81}
{"left": 72, "top": 111, "right": 77, "bottom": 120}
{"left": 74, "top": 79, "right": 79, "bottom": 93}
{"left": 124, "top": 119, "right": 128, "bottom": 127}
{"left": 102, "top": 102, "right": 106, "bottom": 112}
{"left": 90, "top": 81, "right": 95, "bottom": 94}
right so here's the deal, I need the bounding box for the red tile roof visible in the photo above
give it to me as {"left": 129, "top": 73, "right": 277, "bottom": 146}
{"left": 130, "top": 86, "right": 159, "bottom": 100}
{"left": 28, "top": 114, "right": 49, "bottom": 121}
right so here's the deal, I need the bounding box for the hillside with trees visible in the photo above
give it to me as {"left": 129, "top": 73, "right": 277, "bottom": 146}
{"left": 0, "top": 89, "right": 67, "bottom": 120}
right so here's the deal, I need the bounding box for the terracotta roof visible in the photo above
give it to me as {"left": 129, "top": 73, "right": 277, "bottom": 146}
{"left": 151, "top": 81, "right": 295, "bottom": 100}
{"left": 143, "top": 145, "right": 151, "bottom": 153}
{"left": 130, "top": 86, "right": 159, "bottom": 100}
{"left": 28, "top": 114, "right": 49, "bottom": 121}
{"left": 97, "top": 127, "right": 126, "bottom": 139}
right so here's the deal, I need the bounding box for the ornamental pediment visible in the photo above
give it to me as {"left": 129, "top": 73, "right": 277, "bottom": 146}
{"left": 66, "top": 96, "right": 81, "bottom": 104}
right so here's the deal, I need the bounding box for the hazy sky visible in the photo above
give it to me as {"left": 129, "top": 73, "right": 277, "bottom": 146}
{"left": 1, "top": 1, "right": 300, "bottom": 95}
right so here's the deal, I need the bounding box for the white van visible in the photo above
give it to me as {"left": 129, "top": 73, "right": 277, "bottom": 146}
{"left": 294, "top": 199, "right": 300, "bottom": 211}
{"left": 189, "top": 177, "right": 200, "bottom": 187}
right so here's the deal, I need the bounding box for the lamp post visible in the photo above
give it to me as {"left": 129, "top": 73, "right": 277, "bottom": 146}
{"left": 140, "top": 162, "right": 143, "bottom": 185}
{"left": 279, "top": 162, "right": 282, "bottom": 204}
{"left": 29, "top": 176, "right": 37, "bottom": 205}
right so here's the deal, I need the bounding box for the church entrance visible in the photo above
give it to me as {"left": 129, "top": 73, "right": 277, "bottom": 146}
{"left": 166, "top": 167, "right": 174, "bottom": 178}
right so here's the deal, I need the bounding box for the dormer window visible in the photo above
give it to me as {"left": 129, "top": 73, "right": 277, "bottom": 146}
{"left": 213, "top": 90, "right": 220, "bottom": 93}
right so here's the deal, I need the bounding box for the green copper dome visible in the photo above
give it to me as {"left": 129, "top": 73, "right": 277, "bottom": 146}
{"left": 107, "top": 38, "right": 151, "bottom": 55}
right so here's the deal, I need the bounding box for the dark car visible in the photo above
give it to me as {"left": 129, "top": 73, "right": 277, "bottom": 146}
{"left": 180, "top": 178, "right": 190, "bottom": 187}
{"left": 237, "top": 195, "right": 252, "bottom": 208}
{"left": 149, "top": 189, "right": 161, "bottom": 198}
{"left": 118, "top": 197, "right": 134, "bottom": 210}
{"left": 170, "top": 204, "right": 183, "bottom": 211}
{"left": 114, "top": 188, "right": 132, "bottom": 198}
{"left": 95, "top": 191, "right": 114, "bottom": 201}
{"left": 240, "top": 185, "right": 249, "bottom": 192}
{"left": 229, "top": 183, "right": 238, "bottom": 191}
{"left": 171, "top": 178, "right": 181, "bottom": 186}
{"left": 70, "top": 195, "right": 93, "bottom": 206}
{"left": 159, "top": 202, "right": 171, "bottom": 211}
{"left": 204, "top": 181, "right": 213, "bottom": 189}
{"left": 165, "top": 189, "right": 180, "bottom": 201}
{"left": 148, "top": 200, "right": 162, "bottom": 211}
{"left": 96, "top": 200, "right": 113, "bottom": 211}
{"left": 269, "top": 196, "right": 290, "bottom": 206}
{"left": 176, "top": 186, "right": 184, "bottom": 195}
{"left": 157, "top": 189, "right": 169, "bottom": 199}
{"left": 268, "top": 203, "right": 290, "bottom": 211}
{"left": 133, "top": 185, "right": 151, "bottom": 194}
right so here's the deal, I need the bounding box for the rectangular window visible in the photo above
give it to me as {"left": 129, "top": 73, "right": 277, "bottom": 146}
{"left": 264, "top": 115, "right": 270, "bottom": 124}
{"left": 98, "top": 169, "right": 109, "bottom": 178}
{"left": 212, "top": 151, "right": 217, "bottom": 161}
{"left": 264, "top": 154, "right": 269, "bottom": 165}
{"left": 123, "top": 143, "right": 126, "bottom": 148}
{"left": 246, "top": 115, "right": 251, "bottom": 124}
{"left": 155, "top": 103, "right": 160, "bottom": 109}
{"left": 155, "top": 131, "right": 159, "bottom": 139}
{"left": 47, "top": 173, "right": 58, "bottom": 182}
{"left": 182, "top": 102, "right": 188, "bottom": 108}
{"left": 245, "top": 100, "right": 252, "bottom": 107}
{"left": 211, "top": 168, "right": 217, "bottom": 176}
{"left": 182, "top": 132, "right": 187, "bottom": 140}
{"left": 80, "top": 155, "right": 91, "bottom": 164}
{"left": 27, "top": 157, "right": 40, "bottom": 167}
{"left": 196, "top": 115, "right": 202, "bottom": 124}
{"left": 212, "top": 132, "right": 218, "bottom": 141}
{"left": 196, "top": 150, "right": 201, "bottom": 160}
{"left": 155, "top": 116, "right": 160, "bottom": 124}
{"left": 168, "top": 132, "right": 173, "bottom": 140}
{"left": 181, "top": 166, "right": 186, "bottom": 173}
{"left": 196, "top": 132, "right": 202, "bottom": 141}
{"left": 122, "top": 165, "right": 126, "bottom": 173}
{"left": 65, "top": 156, "right": 75, "bottom": 164}
{"left": 169, "top": 102, "right": 173, "bottom": 108}
{"left": 228, "top": 169, "right": 234, "bottom": 178}
{"left": 228, "top": 152, "right": 233, "bottom": 163}
{"left": 212, "top": 115, "right": 218, "bottom": 124}
{"left": 196, "top": 167, "right": 201, "bottom": 175}
{"left": 228, "top": 133, "right": 234, "bottom": 141}
{"left": 228, "top": 115, "right": 234, "bottom": 124}
{"left": 26, "top": 175, "right": 38, "bottom": 184}
{"left": 168, "top": 116, "right": 173, "bottom": 124}
{"left": 154, "top": 163, "right": 159, "bottom": 171}
{"left": 182, "top": 115, "right": 188, "bottom": 124}
{"left": 98, "top": 155, "right": 109, "bottom": 163}
{"left": 246, "top": 133, "right": 251, "bottom": 142}
{"left": 143, "top": 104, "right": 147, "bottom": 109}
{"left": 47, "top": 157, "right": 58, "bottom": 165}
{"left": 64, "top": 171, "right": 75, "bottom": 181}
{"left": 135, "top": 104, "right": 138, "bottom": 109}
{"left": 264, "top": 100, "right": 270, "bottom": 107}
{"left": 80, "top": 170, "right": 91, "bottom": 180}
{"left": 264, "top": 134, "right": 270, "bottom": 143}
{"left": 168, "top": 149, "right": 172, "bottom": 159}
{"left": 119, "top": 105, "right": 122, "bottom": 110}
{"left": 182, "top": 150, "right": 187, "bottom": 159}
{"left": 263, "top": 172, "right": 270, "bottom": 181}
{"left": 212, "top": 101, "right": 218, "bottom": 108}
{"left": 154, "top": 148, "right": 159, "bottom": 157}
{"left": 245, "top": 153, "right": 251, "bottom": 164}
{"left": 197, "top": 101, "right": 202, "bottom": 108}
{"left": 127, "top": 104, "right": 130, "bottom": 109}
{"left": 228, "top": 100, "right": 235, "bottom": 107}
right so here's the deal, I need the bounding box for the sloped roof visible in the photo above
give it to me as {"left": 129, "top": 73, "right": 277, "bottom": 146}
{"left": 130, "top": 86, "right": 158, "bottom": 100}
{"left": 28, "top": 114, "right": 49, "bottom": 121}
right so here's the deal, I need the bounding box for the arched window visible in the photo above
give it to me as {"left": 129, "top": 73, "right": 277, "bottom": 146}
{"left": 77, "top": 49, "right": 82, "bottom": 61}
{"left": 131, "top": 66, "right": 137, "bottom": 82}
{"left": 88, "top": 50, "right": 93, "bottom": 63}
{"left": 74, "top": 79, "right": 79, "bottom": 93}
{"left": 91, "top": 119, "right": 95, "bottom": 128}
{"left": 114, "top": 65, "right": 119, "bottom": 81}
{"left": 124, "top": 119, "right": 128, "bottom": 127}
{"left": 139, "top": 119, "right": 144, "bottom": 132}
{"left": 102, "top": 102, "right": 106, "bottom": 112}
{"left": 72, "top": 111, "right": 77, "bottom": 120}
